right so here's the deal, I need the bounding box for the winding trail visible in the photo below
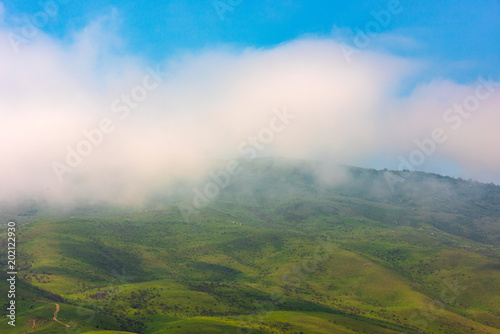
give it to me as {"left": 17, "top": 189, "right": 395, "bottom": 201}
{"left": 26, "top": 318, "right": 36, "bottom": 333}
{"left": 52, "top": 303, "right": 71, "bottom": 327}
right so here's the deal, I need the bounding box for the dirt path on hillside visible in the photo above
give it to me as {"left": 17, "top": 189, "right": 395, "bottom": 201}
{"left": 22, "top": 317, "right": 48, "bottom": 333}
{"left": 33, "top": 300, "right": 71, "bottom": 329}
{"left": 52, "top": 303, "right": 71, "bottom": 327}
{"left": 26, "top": 318, "right": 36, "bottom": 332}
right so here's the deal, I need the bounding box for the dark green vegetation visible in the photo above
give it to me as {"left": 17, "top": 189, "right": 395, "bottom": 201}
{"left": 1, "top": 157, "right": 500, "bottom": 333}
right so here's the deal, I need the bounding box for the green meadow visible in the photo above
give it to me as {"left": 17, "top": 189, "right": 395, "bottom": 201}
{"left": 1, "top": 158, "right": 499, "bottom": 333}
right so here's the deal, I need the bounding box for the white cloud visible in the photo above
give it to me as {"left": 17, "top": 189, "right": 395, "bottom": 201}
{"left": 0, "top": 18, "right": 498, "bottom": 204}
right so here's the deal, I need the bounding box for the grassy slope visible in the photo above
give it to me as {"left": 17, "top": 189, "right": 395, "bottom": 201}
{"left": 1, "top": 158, "right": 500, "bottom": 333}
{"left": 2, "top": 207, "right": 499, "bottom": 333}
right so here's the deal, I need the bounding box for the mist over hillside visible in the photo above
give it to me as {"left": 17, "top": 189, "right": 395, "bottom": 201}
{"left": 1, "top": 1, "right": 499, "bottom": 333}
{"left": 3, "top": 157, "right": 499, "bottom": 246}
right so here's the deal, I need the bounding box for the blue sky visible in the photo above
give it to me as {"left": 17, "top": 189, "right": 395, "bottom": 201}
{"left": 1, "top": 0, "right": 499, "bottom": 202}
{"left": 3, "top": 0, "right": 499, "bottom": 82}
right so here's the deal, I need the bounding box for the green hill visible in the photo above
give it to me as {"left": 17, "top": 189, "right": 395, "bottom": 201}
{"left": 1, "top": 157, "right": 499, "bottom": 333}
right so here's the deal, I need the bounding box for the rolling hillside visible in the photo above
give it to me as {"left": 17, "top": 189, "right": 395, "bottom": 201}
{"left": 1, "top": 157, "right": 499, "bottom": 333}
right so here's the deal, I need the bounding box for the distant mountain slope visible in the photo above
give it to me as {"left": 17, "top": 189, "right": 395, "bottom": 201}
{"left": 209, "top": 157, "right": 500, "bottom": 245}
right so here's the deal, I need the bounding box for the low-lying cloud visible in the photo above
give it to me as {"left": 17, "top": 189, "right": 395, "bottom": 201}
{"left": 0, "top": 16, "right": 499, "bottom": 205}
